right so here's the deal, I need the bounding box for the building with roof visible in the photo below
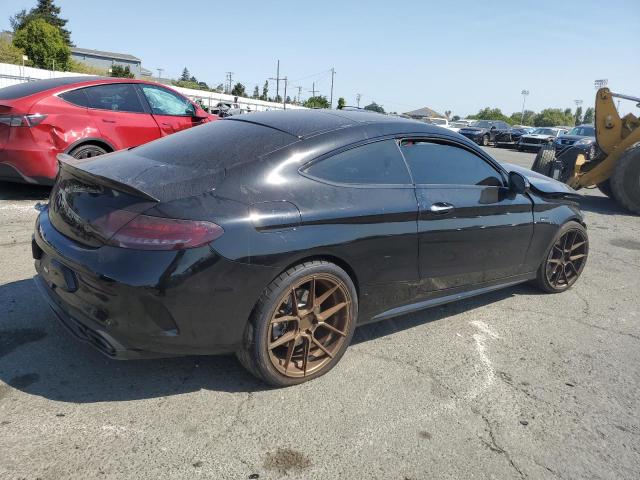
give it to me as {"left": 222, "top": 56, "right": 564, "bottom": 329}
{"left": 70, "top": 47, "right": 151, "bottom": 78}
{"left": 403, "top": 106, "right": 445, "bottom": 120}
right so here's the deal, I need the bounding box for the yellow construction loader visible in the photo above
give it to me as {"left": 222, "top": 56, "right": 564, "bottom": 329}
{"left": 531, "top": 88, "right": 640, "bottom": 214}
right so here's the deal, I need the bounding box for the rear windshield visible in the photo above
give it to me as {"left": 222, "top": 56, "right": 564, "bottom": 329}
{"left": 133, "top": 119, "right": 298, "bottom": 169}
{"left": 0, "top": 77, "right": 105, "bottom": 100}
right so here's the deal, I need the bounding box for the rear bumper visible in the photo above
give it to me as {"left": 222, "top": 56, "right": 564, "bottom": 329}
{"left": 33, "top": 208, "right": 279, "bottom": 359}
{"left": 0, "top": 147, "right": 58, "bottom": 184}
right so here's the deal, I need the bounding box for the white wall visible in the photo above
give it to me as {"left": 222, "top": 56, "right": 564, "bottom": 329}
{"left": 0, "top": 62, "right": 305, "bottom": 112}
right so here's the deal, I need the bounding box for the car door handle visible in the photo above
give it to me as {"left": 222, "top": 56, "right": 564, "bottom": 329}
{"left": 429, "top": 202, "right": 455, "bottom": 214}
{"left": 102, "top": 119, "right": 116, "bottom": 123}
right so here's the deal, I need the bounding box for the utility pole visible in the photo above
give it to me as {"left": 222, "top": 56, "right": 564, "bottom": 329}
{"left": 283, "top": 77, "right": 288, "bottom": 110}
{"left": 296, "top": 86, "right": 302, "bottom": 104}
{"left": 309, "top": 82, "right": 318, "bottom": 97}
{"left": 225, "top": 72, "right": 234, "bottom": 94}
{"left": 520, "top": 89, "right": 530, "bottom": 124}
{"left": 329, "top": 67, "right": 335, "bottom": 108}
{"left": 157, "top": 68, "right": 163, "bottom": 82}
{"left": 356, "top": 93, "right": 361, "bottom": 108}
{"left": 269, "top": 60, "right": 284, "bottom": 101}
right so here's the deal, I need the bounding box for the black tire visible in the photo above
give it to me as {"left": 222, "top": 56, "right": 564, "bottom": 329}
{"left": 481, "top": 134, "right": 489, "bottom": 147}
{"left": 532, "top": 221, "right": 588, "bottom": 294}
{"left": 597, "top": 179, "right": 615, "bottom": 199}
{"left": 236, "top": 260, "right": 358, "bottom": 387}
{"left": 609, "top": 143, "right": 640, "bottom": 214}
{"left": 531, "top": 144, "right": 556, "bottom": 176}
{"left": 69, "top": 144, "right": 108, "bottom": 159}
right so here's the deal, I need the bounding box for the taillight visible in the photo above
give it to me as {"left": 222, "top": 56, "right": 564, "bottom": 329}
{"left": 107, "top": 214, "right": 224, "bottom": 250}
{"left": 0, "top": 114, "right": 47, "bottom": 127}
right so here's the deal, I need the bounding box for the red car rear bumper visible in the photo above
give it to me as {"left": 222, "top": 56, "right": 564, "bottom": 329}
{"left": 0, "top": 146, "right": 58, "bottom": 185}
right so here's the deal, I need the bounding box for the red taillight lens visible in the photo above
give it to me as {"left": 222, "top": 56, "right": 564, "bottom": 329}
{"left": 0, "top": 114, "right": 47, "bottom": 127}
{"left": 108, "top": 215, "right": 224, "bottom": 250}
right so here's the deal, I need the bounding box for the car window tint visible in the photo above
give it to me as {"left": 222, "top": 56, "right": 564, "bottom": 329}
{"left": 84, "top": 84, "right": 144, "bottom": 113}
{"left": 59, "top": 88, "right": 89, "bottom": 107}
{"left": 399, "top": 140, "right": 503, "bottom": 186}
{"left": 305, "top": 140, "right": 411, "bottom": 185}
{"left": 140, "top": 85, "right": 194, "bottom": 116}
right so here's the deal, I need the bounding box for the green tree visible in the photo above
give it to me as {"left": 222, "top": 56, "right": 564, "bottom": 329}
{"left": 260, "top": 80, "right": 269, "bottom": 101}
{"left": 197, "top": 81, "right": 209, "bottom": 90}
{"left": 509, "top": 110, "right": 535, "bottom": 126}
{"left": 231, "top": 82, "right": 246, "bottom": 97}
{"left": 110, "top": 64, "right": 134, "bottom": 78}
{"left": 583, "top": 107, "right": 595, "bottom": 124}
{"left": 286, "top": 95, "right": 292, "bottom": 104}
{"left": 11, "top": 0, "right": 72, "bottom": 46}
{"left": 274, "top": 94, "right": 282, "bottom": 103}
{"left": 533, "top": 108, "right": 573, "bottom": 127}
{"left": 180, "top": 67, "right": 190, "bottom": 81}
{"left": 574, "top": 106, "right": 583, "bottom": 126}
{"left": 252, "top": 85, "right": 260, "bottom": 99}
{"left": 0, "top": 38, "right": 29, "bottom": 66}
{"left": 337, "top": 97, "right": 346, "bottom": 109}
{"left": 364, "top": 102, "right": 385, "bottom": 113}
{"left": 13, "top": 18, "right": 70, "bottom": 70}
{"left": 303, "top": 96, "right": 331, "bottom": 109}
{"left": 452, "top": 115, "right": 461, "bottom": 121}
{"left": 469, "top": 107, "right": 510, "bottom": 122}
{"left": 215, "top": 83, "right": 224, "bottom": 93}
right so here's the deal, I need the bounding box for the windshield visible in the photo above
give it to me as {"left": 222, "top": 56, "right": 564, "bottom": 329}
{"left": 469, "top": 120, "right": 492, "bottom": 128}
{"left": 532, "top": 128, "right": 558, "bottom": 135}
{"left": 567, "top": 126, "right": 595, "bottom": 137}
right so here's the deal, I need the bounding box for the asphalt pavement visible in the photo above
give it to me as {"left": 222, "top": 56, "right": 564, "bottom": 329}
{"left": 1, "top": 147, "right": 639, "bottom": 479}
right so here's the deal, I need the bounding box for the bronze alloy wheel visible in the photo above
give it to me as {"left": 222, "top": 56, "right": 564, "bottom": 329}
{"left": 266, "top": 274, "right": 352, "bottom": 378}
{"left": 545, "top": 228, "right": 588, "bottom": 289}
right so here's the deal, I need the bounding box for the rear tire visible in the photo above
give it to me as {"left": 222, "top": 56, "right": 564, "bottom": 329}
{"left": 68, "top": 144, "right": 108, "bottom": 159}
{"left": 481, "top": 134, "right": 489, "bottom": 147}
{"left": 532, "top": 221, "right": 588, "bottom": 293}
{"left": 531, "top": 144, "right": 556, "bottom": 176}
{"left": 237, "top": 260, "right": 358, "bottom": 387}
{"left": 609, "top": 143, "right": 640, "bottom": 214}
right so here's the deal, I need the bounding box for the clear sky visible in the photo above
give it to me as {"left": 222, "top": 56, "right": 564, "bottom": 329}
{"left": 3, "top": 0, "right": 639, "bottom": 117}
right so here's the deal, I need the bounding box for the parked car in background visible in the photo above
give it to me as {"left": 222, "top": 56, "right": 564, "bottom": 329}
{"left": 33, "top": 109, "right": 588, "bottom": 386}
{"left": 494, "top": 126, "right": 534, "bottom": 148}
{"left": 518, "top": 127, "right": 567, "bottom": 151}
{"left": 0, "top": 76, "right": 214, "bottom": 185}
{"left": 424, "top": 117, "right": 449, "bottom": 127}
{"left": 445, "top": 120, "right": 472, "bottom": 133}
{"left": 555, "top": 124, "right": 596, "bottom": 158}
{"left": 458, "top": 120, "right": 510, "bottom": 146}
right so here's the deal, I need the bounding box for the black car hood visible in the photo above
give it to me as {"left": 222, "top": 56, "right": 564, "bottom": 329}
{"left": 460, "top": 127, "right": 486, "bottom": 133}
{"left": 502, "top": 162, "right": 581, "bottom": 198}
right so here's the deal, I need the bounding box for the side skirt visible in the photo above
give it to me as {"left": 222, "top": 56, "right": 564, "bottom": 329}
{"left": 364, "top": 272, "right": 536, "bottom": 324}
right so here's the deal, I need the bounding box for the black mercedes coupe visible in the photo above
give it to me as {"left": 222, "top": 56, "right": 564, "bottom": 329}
{"left": 33, "top": 110, "right": 588, "bottom": 386}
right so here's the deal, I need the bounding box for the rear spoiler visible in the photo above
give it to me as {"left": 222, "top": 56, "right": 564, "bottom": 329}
{"left": 57, "top": 154, "right": 160, "bottom": 203}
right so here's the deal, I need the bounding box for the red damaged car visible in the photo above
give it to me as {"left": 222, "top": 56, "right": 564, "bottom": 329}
{"left": 0, "top": 77, "right": 214, "bottom": 185}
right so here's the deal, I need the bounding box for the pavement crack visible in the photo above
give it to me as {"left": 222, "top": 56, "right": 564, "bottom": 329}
{"left": 478, "top": 413, "right": 527, "bottom": 479}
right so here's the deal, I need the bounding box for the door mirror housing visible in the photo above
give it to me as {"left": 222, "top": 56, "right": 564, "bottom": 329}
{"left": 508, "top": 171, "right": 530, "bottom": 194}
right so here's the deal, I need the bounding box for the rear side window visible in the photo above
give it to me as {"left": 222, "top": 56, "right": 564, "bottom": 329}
{"left": 59, "top": 88, "right": 89, "bottom": 107}
{"left": 400, "top": 140, "right": 503, "bottom": 186}
{"left": 304, "top": 140, "right": 411, "bottom": 185}
{"left": 83, "top": 84, "right": 145, "bottom": 113}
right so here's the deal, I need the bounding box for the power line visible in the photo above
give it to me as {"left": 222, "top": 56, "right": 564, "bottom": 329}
{"left": 225, "top": 72, "right": 234, "bottom": 94}
{"left": 309, "top": 82, "right": 318, "bottom": 97}
{"left": 269, "top": 60, "right": 285, "bottom": 100}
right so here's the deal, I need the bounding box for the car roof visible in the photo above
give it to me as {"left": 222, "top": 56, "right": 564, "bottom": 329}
{"left": 0, "top": 76, "right": 109, "bottom": 100}
{"left": 227, "top": 109, "right": 432, "bottom": 139}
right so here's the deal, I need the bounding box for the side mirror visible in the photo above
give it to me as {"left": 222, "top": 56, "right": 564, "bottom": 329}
{"left": 509, "top": 171, "right": 529, "bottom": 194}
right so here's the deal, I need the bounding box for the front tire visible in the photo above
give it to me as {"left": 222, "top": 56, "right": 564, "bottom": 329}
{"left": 532, "top": 221, "right": 588, "bottom": 293}
{"left": 237, "top": 261, "right": 358, "bottom": 387}
{"left": 481, "top": 134, "right": 489, "bottom": 147}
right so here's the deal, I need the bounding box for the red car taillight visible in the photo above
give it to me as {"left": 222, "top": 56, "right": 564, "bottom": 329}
{"left": 0, "top": 114, "right": 47, "bottom": 127}
{"left": 106, "top": 214, "right": 224, "bottom": 250}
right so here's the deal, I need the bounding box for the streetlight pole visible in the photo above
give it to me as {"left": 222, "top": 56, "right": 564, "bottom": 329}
{"left": 520, "top": 89, "right": 530, "bottom": 124}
